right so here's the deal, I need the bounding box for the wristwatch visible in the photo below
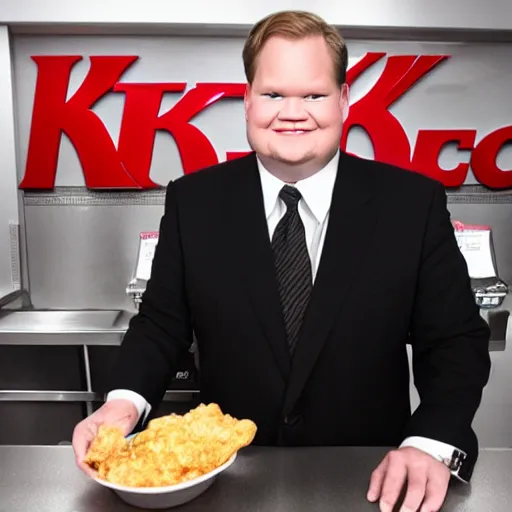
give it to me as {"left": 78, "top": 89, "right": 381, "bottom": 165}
{"left": 442, "top": 449, "right": 473, "bottom": 483}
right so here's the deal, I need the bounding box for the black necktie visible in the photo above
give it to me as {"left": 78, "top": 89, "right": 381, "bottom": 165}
{"left": 271, "top": 185, "right": 313, "bottom": 354}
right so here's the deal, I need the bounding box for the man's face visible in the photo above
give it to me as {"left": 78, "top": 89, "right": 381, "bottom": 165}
{"left": 244, "top": 35, "right": 348, "bottom": 174}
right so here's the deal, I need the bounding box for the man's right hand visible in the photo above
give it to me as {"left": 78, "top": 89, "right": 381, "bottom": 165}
{"left": 72, "top": 398, "right": 139, "bottom": 476}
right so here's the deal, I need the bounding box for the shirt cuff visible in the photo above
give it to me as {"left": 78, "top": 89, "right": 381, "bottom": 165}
{"left": 106, "top": 389, "right": 152, "bottom": 425}
{"left": 400, "top": 436, "right": 465, "bottom": 462}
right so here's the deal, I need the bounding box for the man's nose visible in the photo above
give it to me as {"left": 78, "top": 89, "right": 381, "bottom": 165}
{"left": 277, "top": 98, "right": 308, "bottom": 121}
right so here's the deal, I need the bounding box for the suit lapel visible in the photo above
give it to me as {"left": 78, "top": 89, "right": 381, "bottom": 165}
{"left": 224, "top": 153, "right": 291, "bottom": 380}
{"left": 283, "top": 152, "right": 380, "bottom": 416}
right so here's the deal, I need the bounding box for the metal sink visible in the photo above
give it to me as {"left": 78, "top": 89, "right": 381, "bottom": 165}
{"left": 0, "top": 309, "right": 129, "bottom": 332}
{"left": 0, "top": 309, "right": 134, "bottom": 345}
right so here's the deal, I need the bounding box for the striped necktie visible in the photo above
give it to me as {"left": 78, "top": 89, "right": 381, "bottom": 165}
{"left": 271, "top": 185, "right": 313, "bottom": 354}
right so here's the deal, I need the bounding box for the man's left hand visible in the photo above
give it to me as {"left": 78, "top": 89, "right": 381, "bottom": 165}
{"left": 367, "top": 446, "right": 451, "bottom": 512}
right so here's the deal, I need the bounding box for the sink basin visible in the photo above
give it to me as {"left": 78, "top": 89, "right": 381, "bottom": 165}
{"left": 0, "top": 309, "right": 134, "bottom": 345}
{"left": 0, "top": 310, "right": 129, "bottom": 332}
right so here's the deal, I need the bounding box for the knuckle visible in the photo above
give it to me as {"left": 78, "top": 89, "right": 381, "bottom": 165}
{"left": 388, "top": 450, "right": 407, "bottom": 466}
{"left": 380, "top": 485, "right": 401, "bottom": 503}
{"left": 407, "top": 482, "right": 425, "bottom": 494}
{"left": 409, "top": 466, "right": 428, "bottom": 482}
{"left": 409, "top": 457, "right": 429, "bottom": 473}
{"left": 404, "top": 484, "right": 425, "bottom": 499}
{"left": 388, "top": 449, "right": 402, "bottom": 460}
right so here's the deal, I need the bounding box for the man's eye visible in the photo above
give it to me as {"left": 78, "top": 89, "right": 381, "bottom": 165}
{"left": 263, "top": 93, "right": 282, "bottom": 99}
{"left": 305, "top": 94, "right": 325, "bottom": 101}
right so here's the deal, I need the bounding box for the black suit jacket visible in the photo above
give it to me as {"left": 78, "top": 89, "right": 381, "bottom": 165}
{"left": 112, "top": 151, "right": 491, "bottom": 473}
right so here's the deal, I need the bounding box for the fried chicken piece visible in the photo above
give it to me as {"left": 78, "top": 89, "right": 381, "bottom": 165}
{"left": 83, "top": 425, "right": 128, "bottom": 471}
{"left": 84, "top": 403, "right": 257, "bottom": 487}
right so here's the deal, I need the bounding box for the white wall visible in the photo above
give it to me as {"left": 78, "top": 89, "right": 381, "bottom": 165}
{"left": 1, "top": 0, "right": 512, "bottom": 31}
{"left": 0, "top": 26, "right": 20, "bottom": 297}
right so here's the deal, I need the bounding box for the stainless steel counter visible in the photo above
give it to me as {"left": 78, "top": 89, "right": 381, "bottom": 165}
{"left": 0, "top": 446, "right": 511, "bottom": 511}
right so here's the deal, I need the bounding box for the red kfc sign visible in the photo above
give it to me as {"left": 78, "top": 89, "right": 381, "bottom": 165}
{"left": 19, "top": 53, "right": 512, "bottom": 190}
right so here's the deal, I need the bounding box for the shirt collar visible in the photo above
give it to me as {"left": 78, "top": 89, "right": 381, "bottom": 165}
{"left": 257, "top": 150, "right": 340, "bottom": 224}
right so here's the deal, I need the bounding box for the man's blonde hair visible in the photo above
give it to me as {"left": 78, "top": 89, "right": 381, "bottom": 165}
{"left": 242, "top": 10, "right": 348, "bottom": 86}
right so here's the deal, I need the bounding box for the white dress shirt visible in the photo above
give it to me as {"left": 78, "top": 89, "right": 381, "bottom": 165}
{"left": 107, "top": 150, "right": 461, "bottom": 468}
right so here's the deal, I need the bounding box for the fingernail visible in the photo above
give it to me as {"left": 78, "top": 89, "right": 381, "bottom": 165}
{"left": 367, "top": 491, "right": 377, "bottom": 501}
{"left": 379, "top": 502, "right": 392, "bottom": 512}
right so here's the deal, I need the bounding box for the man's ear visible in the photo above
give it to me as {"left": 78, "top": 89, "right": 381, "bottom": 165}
{"left": 244, "top": 84, "right": 252, "bottom": 121}
{"left": 340, "top": 83, "right": 350, "bottom": 121}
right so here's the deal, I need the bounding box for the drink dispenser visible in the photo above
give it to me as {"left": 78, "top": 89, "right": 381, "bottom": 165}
{"left": 453, "top": 221, "right": 510, "bottom": 351}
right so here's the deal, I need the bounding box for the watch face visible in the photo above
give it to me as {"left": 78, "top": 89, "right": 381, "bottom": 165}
{"left": 447, "top": 450, "right": 472, "bottom": 483}
{"left": 448, "top": 450, "right": 466, "bottom": 471}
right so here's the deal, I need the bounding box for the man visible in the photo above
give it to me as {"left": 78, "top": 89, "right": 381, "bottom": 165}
{"left": 73, "top": 10, "right": 491, "bottom": 512}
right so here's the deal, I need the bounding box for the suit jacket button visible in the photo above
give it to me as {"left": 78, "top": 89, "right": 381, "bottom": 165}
{"left": 284, "top": 414, "right": 301, "bottom": 426}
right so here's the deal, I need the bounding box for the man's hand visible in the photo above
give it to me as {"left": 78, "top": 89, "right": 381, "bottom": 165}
{"left": 367, "top": 446, "right": 451, "bottom": 512}
{"left": 72, "top": 398, "right": 139, "bottom": 476}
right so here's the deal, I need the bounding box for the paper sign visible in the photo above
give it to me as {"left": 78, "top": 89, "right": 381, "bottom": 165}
{"left": 135, "top": 232, "right": 159, "bottom": 281}
{"left": 453, "top": 223, "right": 496, "bottom": 279}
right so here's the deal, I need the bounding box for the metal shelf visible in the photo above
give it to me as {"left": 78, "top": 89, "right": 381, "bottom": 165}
{"left": 0, "top": 302, "right": 199, "bottom": 419}
{"left": 0, "top": 390, "right": 198, "bottom": 402}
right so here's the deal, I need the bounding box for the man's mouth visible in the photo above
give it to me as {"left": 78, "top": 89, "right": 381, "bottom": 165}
{"left": 274, "top": 129, "right": 312, "bottom": 135}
